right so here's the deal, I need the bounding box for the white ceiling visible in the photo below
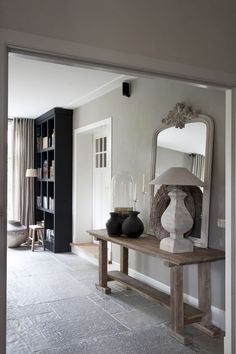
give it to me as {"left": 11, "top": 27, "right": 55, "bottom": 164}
{"left": 8, "top": 54, "right": 132, "bottom": 118}
{"left": 158, "top": 122, "right": 206, "bottom": 155}
{"left": 8, "top": 54, "right": 207, "bottom": 155}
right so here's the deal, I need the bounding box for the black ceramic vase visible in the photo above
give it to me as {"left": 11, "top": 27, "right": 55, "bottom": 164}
{"left": 119, "top": 213, "right": 129, "bottom": 224}
{"left": 106, "top": 212, "right": 122, "bottom": 236}
{"left": 122, "top": 211, "right": 144, "bottom": 238}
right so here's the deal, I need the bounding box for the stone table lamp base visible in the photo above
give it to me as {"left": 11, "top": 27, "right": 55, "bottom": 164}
{"left": 160, "top": 188, "right": 194, "bottom": 253}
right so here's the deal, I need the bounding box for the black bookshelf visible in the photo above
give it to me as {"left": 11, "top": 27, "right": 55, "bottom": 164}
{"left": 35, "top": 108, "right": 73, "bottom": 253}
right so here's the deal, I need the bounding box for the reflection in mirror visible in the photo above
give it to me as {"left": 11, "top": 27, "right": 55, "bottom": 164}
{"left": 156, "top": 122, "right": 206, "bottom": 180}
{"left": 153, "top": 122, "right": 206, "bottom": 240}
{"left": 150, "top": 114, "right": 214, "bottom": 248}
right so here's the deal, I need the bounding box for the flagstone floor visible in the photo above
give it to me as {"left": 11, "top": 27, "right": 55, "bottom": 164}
{"left": 7, "top": 247, "right": 224, "bottom": 353}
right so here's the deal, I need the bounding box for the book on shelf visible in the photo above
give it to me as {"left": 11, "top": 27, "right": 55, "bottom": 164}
{"left": 49, "top": 197, "right": 54, "bottom": 211}
{"left": 43, "top": 137, "right": 48, "bottom": 149}
{"left": 46, "top": 229, "right": 54, "bottom": 242}
{"left": 36, "top": 196, "right": 41, "bottom": 207}
{"left": 52, "top": 130, "right": 55, "bottom": 148}
{"left": 43, "top": 196, "right": 48, "bottom": 209}
{"left": 43, "top": 160, "right": 48, "bottom": 179}
{"left": 37, "top": 168, "right": 41, "bottom": 178}
{"left": 49, "top": 160, "right": 55, "bottom": 179}
{"left": 37, "top": 137, "right": 42, "bottom": 150}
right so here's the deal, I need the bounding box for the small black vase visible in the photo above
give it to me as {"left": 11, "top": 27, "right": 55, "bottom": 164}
{"left": 106, "top": 212, "right": 122, "bottom": 236}
{"left": 119, "top": 213, "right": 129, "bottom": 224}
{"left": 122, "top": 211, "right": 144, "bottom": 238}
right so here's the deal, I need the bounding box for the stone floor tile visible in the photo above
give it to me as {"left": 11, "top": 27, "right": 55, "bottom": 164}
{"left": 52, "top": 252, "right": 93, "bottom": 267}
{"left": 7, "top": 316, "right": 50, "bottom": 352}
{"left": 185, "top": 324, "right": 207, "bottom": 337}
{"left": 87, "top": 293, "right": 128, "bottom": 315}
{"left": 12, "top": 272, "right": 93, "bottom": 306}
{"left": 69, "top": 268, "right": 99, "bottom": 281}
{"left": 111, "top": 292, "right": 156, "bottom": 309}
{"left": 192, "top": 333, "right": 224, "bottom": 354}
{"left": 32, "top": 311, "right": 61, "bottom": 324}
{"left": 7, "top": 302, "right": 54, "bottom": 320}
{"left": 7, "top": 248, "right": 223, "bottom": 354}
{"left": 112, "top": 303, "right": 170, "bottom": 330}
{"left": 35, "top": 325, "right": 196, "bottom": 354}
{"left": 49, "top": 296, "right": 99, "bottom": 320}
{"left": 109, "top": 282, "right": 134, "bottom": 294}
{"left": 6, "top": 338, "right": 32, "bottom": 354}
{"left": 35, "top": 312, "right": 129, "bottom": 348}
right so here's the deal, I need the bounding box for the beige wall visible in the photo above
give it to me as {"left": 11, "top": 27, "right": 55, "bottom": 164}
{"left": 73, "top": 133, "right": 93, "bottom": 243}
{"left": 73, "top": 77, "right": 225, "bottom": 310}
{"left": 1, "top": 0, "right": 236, "bottom": 75}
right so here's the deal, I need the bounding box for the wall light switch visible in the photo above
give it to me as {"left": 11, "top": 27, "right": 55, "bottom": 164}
{"left": 217, "top": 219, "right": 225, "bottom": 229}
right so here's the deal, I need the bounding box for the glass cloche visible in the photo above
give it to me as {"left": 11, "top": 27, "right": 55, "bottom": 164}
{"left": 111, "top": 171, "right": 134, "bottom": 213}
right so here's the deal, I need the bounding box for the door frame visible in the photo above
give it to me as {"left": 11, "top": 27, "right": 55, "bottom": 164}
{"left": 91, "top": 122, "right": 112, "bottom": 231}
{"left": 0, "top": 34, "right": 235, "bottom": 352}
{"left": 73, "top": 118, "right": 112, "bottom": 242}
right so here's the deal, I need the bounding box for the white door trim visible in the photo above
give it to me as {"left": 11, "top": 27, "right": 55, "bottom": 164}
{"left": 73, "top": 117, "right": 112, "bottom": 243}
{"left": 0, "top": 42, "right": 8, "bottom": 352}
{"left": 0, "top": 32, "right": 234, "bottom": 352}
{"left": 225, "top": 89, "right": 236, "bottom": 353}
{"left": 74, "top": 117, "right": 112, "bottom": 135}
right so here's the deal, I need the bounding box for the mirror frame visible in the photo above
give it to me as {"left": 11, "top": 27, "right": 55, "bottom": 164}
{"left": 150, "top": 113, "right": 214, "bottom": 248}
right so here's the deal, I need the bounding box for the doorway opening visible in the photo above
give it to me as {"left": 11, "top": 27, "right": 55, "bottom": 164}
{"left": 4, "top": 49, "right": 228, "bottom": 353}
{"left": 72, "top": 117, "right": 112, "bottom": 263}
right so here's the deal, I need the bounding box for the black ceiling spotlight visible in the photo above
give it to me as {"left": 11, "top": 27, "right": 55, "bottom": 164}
{"left": 122, "top": 81, "right": 131, "bottom": 97}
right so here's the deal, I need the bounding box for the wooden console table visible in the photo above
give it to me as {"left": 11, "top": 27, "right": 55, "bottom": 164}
{"left": 88, "top": 229, "right": 225, "bottom": 345}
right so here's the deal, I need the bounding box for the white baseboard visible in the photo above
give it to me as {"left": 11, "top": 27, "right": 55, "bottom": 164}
{"left": 71, "top": 249, "right": 225, "bottom": 331}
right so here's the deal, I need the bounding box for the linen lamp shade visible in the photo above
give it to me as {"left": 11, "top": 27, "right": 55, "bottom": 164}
{"left": 150, "top": 167, "right": 204, "bottom": 187}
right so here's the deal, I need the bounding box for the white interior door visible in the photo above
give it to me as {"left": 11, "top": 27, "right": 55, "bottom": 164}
{"left": 93, "top": 126, "right": 111, "bottom": 233}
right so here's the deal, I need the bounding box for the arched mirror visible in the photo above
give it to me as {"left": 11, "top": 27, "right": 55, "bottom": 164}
{"left": 150, "top": 103, "right": 214, "bottom": 248}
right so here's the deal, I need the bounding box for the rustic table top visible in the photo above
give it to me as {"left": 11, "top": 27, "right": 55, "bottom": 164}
{"left": 88, "top": 229, "right": 225, "bottom": 266}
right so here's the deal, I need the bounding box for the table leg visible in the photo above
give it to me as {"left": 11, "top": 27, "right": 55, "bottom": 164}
{"left": 39, "top": 230, "right": 45, "bottom": 250}
{"left": 27, "top": 228, "right": 32, "bottom": 247}
{"left": 96, "top": 239, "right": 111, "bottom": 294}
{"left": 120, "top": 246, "right": 128, "bottom": 274}
{"left": 168, "top": 265, "right": 192, "bottom": 345}
{"left": 193, "top": 262, "right": 221, "bottom": 337}
{"left": 32, "top": 229, "right": 35, "bottom": 252}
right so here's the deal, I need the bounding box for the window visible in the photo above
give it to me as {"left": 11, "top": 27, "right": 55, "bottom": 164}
{"left": 95, "top": 137, "right": 107, "bottom": 168}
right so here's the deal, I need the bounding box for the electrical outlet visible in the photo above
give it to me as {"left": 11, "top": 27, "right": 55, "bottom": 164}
{"left": 217, "top": 219, "right": 225, "bottom": 229}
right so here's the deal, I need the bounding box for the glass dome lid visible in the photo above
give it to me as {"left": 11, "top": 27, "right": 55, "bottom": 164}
{"left": 111, "top": 171, "right": 134, "bottom": 213}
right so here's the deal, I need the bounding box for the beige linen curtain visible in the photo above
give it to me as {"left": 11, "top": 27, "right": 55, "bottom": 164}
{"left": 12, "top": 118, "right": 35, "bottom": 226}
{"left": 191, "top": 153, "right": 205, "bottom": 181}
